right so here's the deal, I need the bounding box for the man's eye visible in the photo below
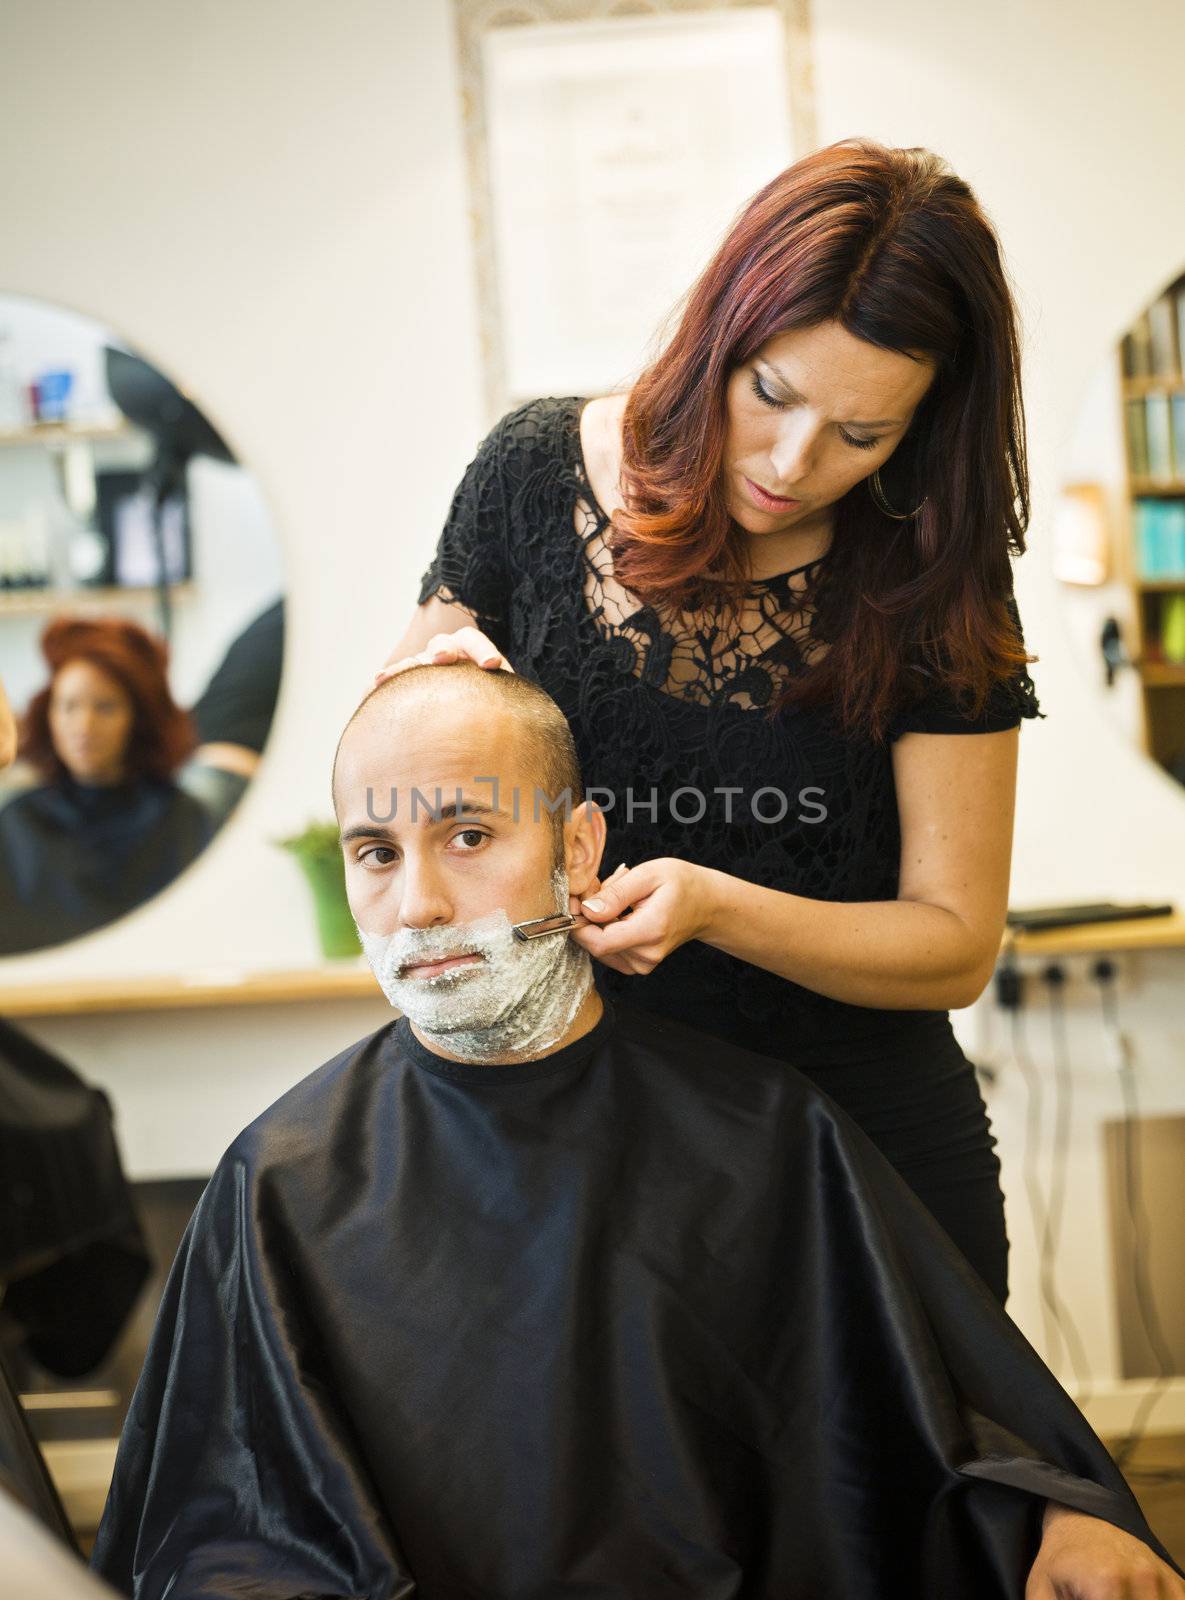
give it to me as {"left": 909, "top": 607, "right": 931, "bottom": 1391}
{"left": 454, "top": 829, "right": 488, "bottom": 849}
{"left": 360, "top": 846, "right": 397, "bottom": 866}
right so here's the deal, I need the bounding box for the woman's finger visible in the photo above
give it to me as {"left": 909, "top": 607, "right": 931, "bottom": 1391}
{"left": 568, "top": 863, "right": 628, "bottom": 932}
{"left": 373, "top": 628, "right": 515, "bottom": 685}
{"left": 574, "top": 860, "right": 628, "bottom": 907}
{"left": 428, "top": 628, "right": 515, "bottom": 672}
{"left": 580, "top": 860, "right": 642, "bottom": 920}
{"left": 372, "top": 652, "right": 435, "bottom": 684}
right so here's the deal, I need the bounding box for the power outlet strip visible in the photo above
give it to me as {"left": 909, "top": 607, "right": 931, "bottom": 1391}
{"left": 1010, "top": 950, "right": 1139, "bottom": 1001}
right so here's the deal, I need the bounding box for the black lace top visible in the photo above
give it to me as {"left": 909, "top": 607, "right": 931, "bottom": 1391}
{"left": 416, "top": 395, "right": 1044, "bottom": 1074}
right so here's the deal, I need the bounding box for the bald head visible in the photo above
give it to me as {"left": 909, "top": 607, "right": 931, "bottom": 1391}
{"left": 332, "top": 662, "right": 584, "bottom": 843}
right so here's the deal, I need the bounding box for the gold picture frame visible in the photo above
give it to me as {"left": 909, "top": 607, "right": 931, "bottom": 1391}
{"left": 451, "top": 0, "right": 818, "bottom": 421}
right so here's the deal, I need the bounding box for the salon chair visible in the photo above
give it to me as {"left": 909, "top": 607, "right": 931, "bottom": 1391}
{"left": 0, "top": 1339, "right": 78, "bottom": 1552}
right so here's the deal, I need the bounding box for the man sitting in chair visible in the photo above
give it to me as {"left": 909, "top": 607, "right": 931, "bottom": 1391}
{"left": 90, "top": 661, "right": 1185, "bottom": 1600}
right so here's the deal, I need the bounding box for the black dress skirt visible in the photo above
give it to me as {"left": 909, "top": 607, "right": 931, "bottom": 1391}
{"left": 416, "top": 395, "right": 1046, "bottom": 1306}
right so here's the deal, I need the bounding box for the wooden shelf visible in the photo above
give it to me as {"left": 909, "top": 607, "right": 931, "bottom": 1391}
{"left": 1005, "top": 911, "right": 1185, "bottom": 957}
{"left": 1123, "top": 376, "right": 1185, "bottom": 398}
{"left": 1116, "top": 294, "right": 1185, "bottom": 776}
{"left": 1, "top": 919, "right": 1184, "bottom": 1018}
{"left": 1141, "top": 662, "right": 1185, "bottom": 687}
{"left": 0, "top": 963, "right": 386, "bottom": 1017}
{"left": 1129, "top": 478, "right": 1185, "bottom": 496}
{"left": 0, "top": 419, "right": 138, "bottom": 448}
{"left": 0, "top": 582, "right": 195, "bottom": 616}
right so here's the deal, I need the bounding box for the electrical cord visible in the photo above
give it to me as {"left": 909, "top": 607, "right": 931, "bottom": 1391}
{"left": 1037, "top": 963, "right": 1095, "bottom": 1403}
{"left": 996, "top": 961, "right": 1057, "bottom": 1367}
{"left": 995, "top": 957, "right": 1094, "bottom": 1398}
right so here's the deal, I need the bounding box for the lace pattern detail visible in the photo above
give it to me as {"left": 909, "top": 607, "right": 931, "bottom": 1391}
{"left": 575, "top": 490, "right": 832, "bottom": 711}
{"left": 416, "top": 395, "right": 1044, "bottom": 1058}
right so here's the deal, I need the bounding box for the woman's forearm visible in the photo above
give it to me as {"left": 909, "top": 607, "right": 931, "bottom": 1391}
{"left": 697, "top": 866, "right": 995, "bottom": 1011}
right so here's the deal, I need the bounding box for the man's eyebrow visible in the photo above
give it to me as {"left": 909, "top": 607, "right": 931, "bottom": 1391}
{"left": 757, "top": 359, "right": 904, "bottom": 429}
{"left": 339, "top": 797, "right": 512, "bottom": 844}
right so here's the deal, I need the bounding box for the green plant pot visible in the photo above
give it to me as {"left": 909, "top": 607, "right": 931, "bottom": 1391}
{"left": 294, "top": 852, "right": 362, "bottom": 960}
{"left": 1163, "top": 593, "right": 1185, "bottom": 665}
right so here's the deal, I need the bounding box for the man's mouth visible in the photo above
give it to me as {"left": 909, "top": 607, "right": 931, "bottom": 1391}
{"left": 398, "top": 951, "right": 484, "bottom": 980}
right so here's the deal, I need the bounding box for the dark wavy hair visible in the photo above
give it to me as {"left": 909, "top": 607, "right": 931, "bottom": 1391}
{"left": 607, "top": 135, "right": 1037, "bottom": 743}
{"left": 19, "top": 615, "right": 198, "bottom": 782}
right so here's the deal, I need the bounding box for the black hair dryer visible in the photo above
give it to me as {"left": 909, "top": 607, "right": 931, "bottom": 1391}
{"left": 1099, "top": 616, "right": 1129, "bottom": 689}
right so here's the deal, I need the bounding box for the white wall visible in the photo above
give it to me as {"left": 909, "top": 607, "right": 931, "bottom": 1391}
{"left": 1, "top": 0, "right": 1183, "bottom": 1423}
{"left": 0, "top": 0, "right": 486, "bottom": 981}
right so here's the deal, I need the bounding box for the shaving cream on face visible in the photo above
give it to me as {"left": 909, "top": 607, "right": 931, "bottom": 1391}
{"left": 355, "top": 863, "right": 594, "bottom": 1063}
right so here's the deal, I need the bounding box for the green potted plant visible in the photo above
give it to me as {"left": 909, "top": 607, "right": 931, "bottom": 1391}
{"left": 275, "top": 819, "right": 362, "bottom": 960}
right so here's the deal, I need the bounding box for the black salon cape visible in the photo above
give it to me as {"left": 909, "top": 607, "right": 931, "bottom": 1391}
{"left": 89, "top": 996, "right": 1181, "bottom": 1599}
{"left": 0, "top": 775, "right": 214, "bottom": 955}
{"left": 0, "top": 1017, "right": 151, "bottom": 1378}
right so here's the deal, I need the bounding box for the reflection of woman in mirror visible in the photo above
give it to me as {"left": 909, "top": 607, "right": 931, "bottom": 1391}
{"left": 0, "top": 616, "right": 215, "bottom": 956}
{"left": 177, "top": 596, "right": 285, "bottom": 826}
{"left": 381, "top": 138, "right": 1044, "bottom": 1314}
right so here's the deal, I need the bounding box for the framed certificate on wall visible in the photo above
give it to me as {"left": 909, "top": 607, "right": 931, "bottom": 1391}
{"left": 454, "top": 1, "right": 815, "bottom": 416}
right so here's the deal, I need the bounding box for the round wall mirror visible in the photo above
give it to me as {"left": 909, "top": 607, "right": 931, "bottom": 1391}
{"left": 1056, "top": 268, "right": 1185, "bottom": 794}
{"left": 0, "top": 293, "right": 285, "bottom": 957}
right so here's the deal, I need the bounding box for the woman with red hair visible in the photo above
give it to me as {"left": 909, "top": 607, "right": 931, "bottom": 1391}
{"left": 380, "top": 137, "right": 1039, "bottom": 1308}
{"left": 0, "top": 615, "right": 214, "bottom": 955}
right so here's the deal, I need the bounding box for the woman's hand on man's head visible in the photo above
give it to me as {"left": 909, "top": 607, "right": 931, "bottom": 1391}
{"left": 374, "top": 628, "right": 515, "bottom": 687}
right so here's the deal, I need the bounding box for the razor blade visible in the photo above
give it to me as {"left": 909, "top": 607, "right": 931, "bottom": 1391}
{"left": 511, "top": 913, "right": 579, "bottom": 942}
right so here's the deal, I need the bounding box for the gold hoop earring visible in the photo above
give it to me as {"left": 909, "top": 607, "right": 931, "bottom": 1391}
{"left": 868, "top": 468, "right": 928, "bottom": 521}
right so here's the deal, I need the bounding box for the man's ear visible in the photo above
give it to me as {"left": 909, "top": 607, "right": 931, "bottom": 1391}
{"left": 564, "top": 799, "right": 608, "bottom": 895}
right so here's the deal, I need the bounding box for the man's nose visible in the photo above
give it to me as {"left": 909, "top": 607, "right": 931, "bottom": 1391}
{"left": 397, "top": 856, "right": 454, "bottom": 930}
